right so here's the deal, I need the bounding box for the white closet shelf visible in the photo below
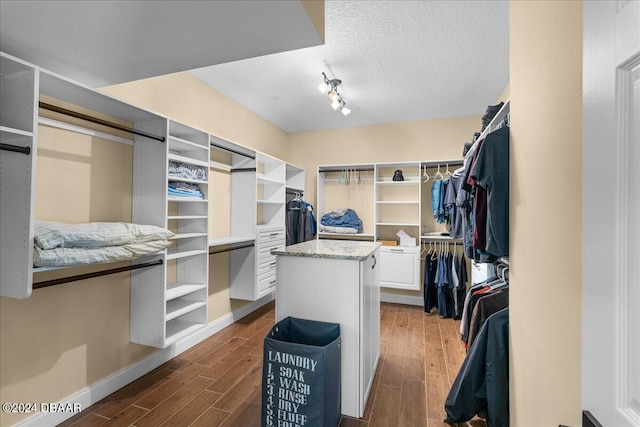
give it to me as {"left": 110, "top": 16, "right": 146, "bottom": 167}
{"left": 318, "top": 232, "right": 375, "bottom": 238}
{"left": 167, "top": 198, "right": 208, "bottom": 203}
{"left": 376, "top": 200, "right": 420, "bottom": 204}
{"left": 32, "top": 253, "right": 165, "bottom": 273}
{"left": 257, "top": 199, "right": 284, "bottom": 205}
{"left": 420, "top": 234, "right": 462, "bottom": 241}
{"left": 257, "top": 174, "right": 285, "bottom": 185}
{"left": 166, "top": 249, "right": 208, "bottom": 260}
{"left": 168, "top": 136, "right": 208, "bottom": 152}
{"left": 167, "top": 215, "right": 207, "bottom": 220}
{"left": 167, "top": 176, "right": 208, "bottom": 185}
{"left": 165, "top": 282, "right": 207, "bottom": 300}
{"left": 375, "top": 180, "right": 420, "bottom": 185}
{"left": 0, "top": 125, "right": 33, "bottom": 138}
{"left": 168, "top": 153, "right": 209, "bottom": 168}
{"left": 209, "top": 160, "right": 232, "bottom": 171}
{"left": 377, "top": 222, "right": 420, "bottom": 226}
{"left": 165, "top": 299, "right": 206, "bottom": 321}
{"left": 171, "top": 233, "right": 208, "bottom": 240}
{"left": 165, "top": 319, "right": 205, "bottom": 346}
{"left": 209, "top": 236, "right": 255, "bottom": 247}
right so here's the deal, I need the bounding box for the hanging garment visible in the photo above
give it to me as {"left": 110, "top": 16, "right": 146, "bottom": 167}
{"left": 445, "top": 173, "right": 464, "bottom": 238}
{"left": 467, "top": 287, "right": 509, "bottom": 350}
{"left": 444, "top": 308, "right": 509, "bottom": 427}
{"left": 470, "top": 126, "right": 510, "bottom": 258}
{"left": 423, "top": 255, "right": 439, "bottom": 314}
{"left": 437, "top": 252, "right": 455, "bottom": 318}
{"left": 451, "top": 252, "right": 468, "bottom": 319}
{"left": 286, "top": 199, "right": 315, "bottom": 245}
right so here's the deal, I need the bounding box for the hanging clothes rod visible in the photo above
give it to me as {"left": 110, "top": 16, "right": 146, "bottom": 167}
{"left": 320, "top": 167, "right": 374, "bottom": 172}
{"left": 210, "top": 142, "right": 256, "bottom": 160}
{"left": 421, "top": 241, "right": 464, "bottom": 246}
{"left": 231, "top": 167, "right": 257, "bottom": 173}
{"left": 0, "top": 143, "right": 31, "bottom": 155}
{"left": 286, "top": 190, "right": 304, "bottom": 195}
{"left": 39, "top": 102, "right": 166, "bottom": 143}
{"left": 209, "top": 243, "right": 255, "bottom": 255}
{"left": 33, "top": 259, "right": 164, "bottom": 290}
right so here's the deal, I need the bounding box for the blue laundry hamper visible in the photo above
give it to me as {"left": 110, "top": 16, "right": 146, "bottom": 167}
{"left": 262, "top": 316, "right": 341, "bottom": 427}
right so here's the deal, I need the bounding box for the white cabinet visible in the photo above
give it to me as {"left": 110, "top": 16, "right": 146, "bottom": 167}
{"left": 378, "top": 245, "right": 421, "bottom": 290}
{"left": 231, "top": 226, "right": 284, "bottom": 300}
{"left": 131, "top": 119, "right": 210, "bottom": 348}
{"left": 274, "top": 241, "right": 380, "bottom": 418}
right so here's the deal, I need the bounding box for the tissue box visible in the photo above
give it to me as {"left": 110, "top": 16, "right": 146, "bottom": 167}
{"left": 396, "top": 230, "right": 416, "bottom": 247}
{"left": 377, "top": 238, "right": 398, "bottom": 246}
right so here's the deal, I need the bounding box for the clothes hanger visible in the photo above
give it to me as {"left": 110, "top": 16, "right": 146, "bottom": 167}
{"left": 435, "top": 164, "right": 444, "bottom": 180}
{"left": 430, "top": 241, "right": 439, "bottom": 260}
{"left": 423, "top": 165, "right": 430, "bottom": 183}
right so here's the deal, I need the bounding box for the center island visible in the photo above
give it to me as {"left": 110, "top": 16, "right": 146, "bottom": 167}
{"left": 272, "top": 239, "right": 381, "bottom": 418}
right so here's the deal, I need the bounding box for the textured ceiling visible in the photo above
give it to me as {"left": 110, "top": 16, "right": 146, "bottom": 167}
{"left": 189, "top": 1, "right": 510, "bottom": 133}
{"left": 0, "top": 1, "right": 322, "bottom": 88}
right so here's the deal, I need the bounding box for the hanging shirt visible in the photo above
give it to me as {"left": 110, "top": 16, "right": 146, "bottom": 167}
{"left": 470, "top": 126, "right": 510, "bottom": 257}
{"left": 445, "top": 174, "right": 464, "bottom": 238}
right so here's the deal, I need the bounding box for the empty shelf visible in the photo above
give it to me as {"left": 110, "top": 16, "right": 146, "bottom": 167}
{"left": 166, "top": 249, "right": 208, "bottom": 260}
{"left": 165, "top": 319, "right": 206, "bottom": 346}
{"left": 166, "top": 282, "right": 207, "bottom": 301}
{"left": 165, "top": 299, "right": 207, "bottom": 321}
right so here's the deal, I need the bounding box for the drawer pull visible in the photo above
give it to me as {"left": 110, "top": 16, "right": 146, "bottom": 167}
{"left": 270, "top": 280, "right": 276, "bottom": 285}
{"left": 270, "top": 261, "right": 277, "bottom": 266}
{"left": 390, "top": 248, "right": 404, "bottom": 252}
{"left": 269, "top": 233, "right": 279, "bottom": 237}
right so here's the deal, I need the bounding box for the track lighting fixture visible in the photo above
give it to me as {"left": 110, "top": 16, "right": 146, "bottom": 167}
{"left": 318, "top": 72, "right": 351, "bottom": 117}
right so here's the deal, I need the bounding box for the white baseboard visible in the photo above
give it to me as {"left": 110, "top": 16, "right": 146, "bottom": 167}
{"left": 380, "top": 292, "right": 424, "bottom": 307}
{"left": 18, "top": 294, "right": 274, "bottom": 427}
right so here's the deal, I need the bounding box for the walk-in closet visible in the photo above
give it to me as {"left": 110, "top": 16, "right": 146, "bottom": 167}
{"left": 1, "top": 1, "right": 626, "bottom": 427}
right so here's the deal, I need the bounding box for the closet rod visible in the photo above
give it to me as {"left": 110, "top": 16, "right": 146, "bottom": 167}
{"left": 0, "top": 143, "right": 31, "bottom": 155}
{"left": 320, "top": 168, "right": 374, "bottom": 172}
{"left": 210, "top": 142, "right": 256, "bottom": 160}
{"left": 33, "top": 259, "right": 164, "bottom": 290}
{"left": 421, "top": 241, "right": 464, "bottom": 245}
{"left": 286, "top": 190, "right": 303, "bottom": 195}
{"left": 209, "top": 243, "right": 255, "bottom": 255}
{"left": 39, "top": 102, "right": 166, "bottom": 143}
{"left": 231, "top": 167, "right": 257, "bottom": 173}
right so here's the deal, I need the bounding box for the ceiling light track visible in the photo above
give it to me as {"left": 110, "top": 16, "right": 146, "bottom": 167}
{"left": 318, "top": 72, "right": 351, "bottom": 117}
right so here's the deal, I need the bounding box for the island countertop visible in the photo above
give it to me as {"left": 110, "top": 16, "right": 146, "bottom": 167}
{"left": 271, "top": 240, "right": 381, "bottom": 261}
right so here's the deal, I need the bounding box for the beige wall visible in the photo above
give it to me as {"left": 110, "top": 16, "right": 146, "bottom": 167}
{"left": 510, "top": 1, "right": 582, "bottom": 425}
{"left": 102, "top": 72, "right": 289, "bottom": 160}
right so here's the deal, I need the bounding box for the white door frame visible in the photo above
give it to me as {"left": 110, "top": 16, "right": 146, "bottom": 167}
{"left": 582, "top": 1, "right": 640, "bottom": 426}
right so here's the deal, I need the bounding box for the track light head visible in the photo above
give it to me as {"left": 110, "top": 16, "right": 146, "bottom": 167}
{"left": 318, "top": 72, "right": 351, "bottom": 117}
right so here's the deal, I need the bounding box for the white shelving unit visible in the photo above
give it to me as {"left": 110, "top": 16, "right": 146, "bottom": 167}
{"left": 1, "top": 51, "right": 307, "bottom": 351}
{"left": 229, "top": 150, "right": 285, "bottom": 300}
{"left": 0, "top": 53, "right": 38, "bottom": 299}
{"left": 131, "top": 119, "right": 210, "bottom": 348}
{"left": 317, "top": 163, "right": 376, "bottom": 240}
{"left": 374, "top": 162, "right": 421, "bottom": 290}
{"left": 316, "top": 160, "right": 466, "bottom": 291}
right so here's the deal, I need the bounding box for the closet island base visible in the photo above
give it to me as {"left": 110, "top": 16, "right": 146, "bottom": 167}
{"left": 272, "top": 240, "right": 381, "bottom": 418}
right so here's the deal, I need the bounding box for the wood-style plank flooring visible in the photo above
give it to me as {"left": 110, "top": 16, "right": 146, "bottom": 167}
{"left": 57, "top": 302, "right": 486, "bottom": 427}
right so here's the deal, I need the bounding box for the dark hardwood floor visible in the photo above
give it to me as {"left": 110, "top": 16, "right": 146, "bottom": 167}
{"left": 57, "top": 302, "right": 486, "bottom": 427}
